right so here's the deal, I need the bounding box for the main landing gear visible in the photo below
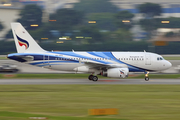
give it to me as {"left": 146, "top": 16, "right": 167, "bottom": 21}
{"left": 145, "top": 71, "right": 149, "bottom": 81}
{"left": 88, "top": 74, "right": 98, "bottom": 81}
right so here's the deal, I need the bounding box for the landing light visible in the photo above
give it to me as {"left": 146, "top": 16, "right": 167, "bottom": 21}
{"left": 59, "top": 37, "right": 67, "bottom": 40}
{"left": 3, "top": 4, "right": 11, "bottom": 6}
{"left": 88, "top": 21, "right": 96, "bottom": 23}
{"left": 30, "top": 24, "right": 38, "bottom": 27}
{"left": 122, "top": 20, "right": 130, "bottom": 23}
{"left": 161, "top": 21, "right": 170, "bottom": 23}
{"left": 41, "top": 38, "right": 48, "bottom": 40}
{"left": 76, "top": 36, "right": 84, "bottom": 38}
{"left": 56, "top": 41, "right": 64, "bottom": 44}
{"left": 59, "top": 36, "right": 71, "bottom": 40}
{"left": 49, "top": 20, "right": 56, "bottom": 21}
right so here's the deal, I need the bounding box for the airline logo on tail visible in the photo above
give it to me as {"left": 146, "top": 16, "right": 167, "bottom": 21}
{"left": 16, "top": 34, "right": 29, "bottom": 49}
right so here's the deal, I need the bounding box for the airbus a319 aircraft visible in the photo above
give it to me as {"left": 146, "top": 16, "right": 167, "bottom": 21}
{"left": 8, "top": 23, "right": 172, "bottom": 81}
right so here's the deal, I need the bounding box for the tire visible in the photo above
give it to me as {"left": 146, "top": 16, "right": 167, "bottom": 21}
{"left": 92, "top": 76, "right": 98, "bottom": 81}
{"left": 145, "top": 77, "right": 149, "bottom": 81}
{"left": 88, "top": 75, "right": 94, "bottom": 80}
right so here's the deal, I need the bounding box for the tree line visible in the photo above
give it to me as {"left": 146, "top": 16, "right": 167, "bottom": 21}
{"left": 0, "top": 1, "right": 180, "bottom": 54}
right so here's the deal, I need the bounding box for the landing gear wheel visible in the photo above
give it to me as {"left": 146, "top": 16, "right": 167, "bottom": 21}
{"left": 92, "top": 76, "right": 98, "bottom": 82}
{"left": 145, "top": 77, "right": 149, "bottom": 81}
{"left": 88, "top": 75, "right": 94, "bottom": 80}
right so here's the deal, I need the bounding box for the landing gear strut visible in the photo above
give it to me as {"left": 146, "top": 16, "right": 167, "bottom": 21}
{"left": 88, "top": 75, "right": 98, "bottom": 81}
{"left": 145, "top": 71, "right": 149, "bottom": 81}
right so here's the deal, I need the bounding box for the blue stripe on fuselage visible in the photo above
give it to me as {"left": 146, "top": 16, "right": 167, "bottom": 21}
{"left": 30, "top": 60, "right": 79, "bottom": 65}
{"left": 8, "top": 52, "right": 149, "bottom": 72}
{"left": 51, "top": 51, "right": 111, "bottom": 64}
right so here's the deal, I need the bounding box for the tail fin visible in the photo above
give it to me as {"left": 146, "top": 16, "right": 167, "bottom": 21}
{"left": 11, "top": 22, "right": 45, "bottom": 53}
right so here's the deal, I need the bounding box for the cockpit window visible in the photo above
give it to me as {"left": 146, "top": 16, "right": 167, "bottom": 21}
{"left": 157, "top": 57, "right": 164, "bottom": 61}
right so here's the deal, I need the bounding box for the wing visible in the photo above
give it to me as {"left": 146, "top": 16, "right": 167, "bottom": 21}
{"left": 80, "top": 59, "right": 128, "bottom": 70}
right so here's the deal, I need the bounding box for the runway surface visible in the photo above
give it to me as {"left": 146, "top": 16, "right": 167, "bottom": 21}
{"left": 0, "top": 78, "right": 180, "bottom": 85}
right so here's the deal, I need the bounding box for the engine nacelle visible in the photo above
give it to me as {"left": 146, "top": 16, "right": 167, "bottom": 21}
{"left": 74, "top": 66, "right": 89, "bottom": 72}
{"left": 73, "top": 66, "right": 97, "bottom": 73}
{"left": 103, "top": 68, "right": 129, "bottom": 78}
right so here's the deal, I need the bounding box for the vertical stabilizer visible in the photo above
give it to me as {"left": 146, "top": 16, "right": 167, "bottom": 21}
{"left": 11, "top": 22, "right": 45, "bottom": 53}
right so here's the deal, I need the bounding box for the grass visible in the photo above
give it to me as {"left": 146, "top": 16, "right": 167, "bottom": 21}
{"left": 0, "top": 85, "right": 180, "bottom": 120}
{"left": 163, "top": 56, "right": 180, "bottom": 60}
{"left": 0, "top": 57, "right": 7, "bottom": 60}
{"left": 0, "top": 111, "right": 123, "bottom": 120}
{"left": 0, "top": 73, "right": 180, "bottom": 79}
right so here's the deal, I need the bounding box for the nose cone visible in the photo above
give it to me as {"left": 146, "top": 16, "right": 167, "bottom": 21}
{"left": 164, "top": 61, "right": 172, "bottom": 70}
{"left": 167, "top": 61, "right": 172, "bottom": 68}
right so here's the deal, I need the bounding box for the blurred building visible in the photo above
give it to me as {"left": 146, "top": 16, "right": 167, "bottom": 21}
{"left": 0, "top": 0, "right": 79, "bottom": 38}
{"left": 110, "top": 0, "right": 180, "bottom": 41}
{"left": 111, "top": 0, "right": 180, "bottom": 19}
{"left": 1, "top": 0, "right": 180, "bottom": 39}
{"left": 44, "top": 0, "right": 79, "bottom": 14}
{"left": 0, "top": 0, "right": 21, "bottom": 39}
{"left": 151, "top": 28, "right": 180, "bottom": 42}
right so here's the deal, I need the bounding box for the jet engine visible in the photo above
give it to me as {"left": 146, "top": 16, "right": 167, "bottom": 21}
{"left": 103, "top": 68, "right": 129, "bottom": 78}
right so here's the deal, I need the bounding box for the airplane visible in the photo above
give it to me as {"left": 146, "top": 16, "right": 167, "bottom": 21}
{"left": 7, "top": 23, "right": 172, "bottom": 81}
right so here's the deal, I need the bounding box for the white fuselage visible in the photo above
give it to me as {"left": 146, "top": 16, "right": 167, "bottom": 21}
{"left": 8, "top": 51, "right": 172, "bottom": 74}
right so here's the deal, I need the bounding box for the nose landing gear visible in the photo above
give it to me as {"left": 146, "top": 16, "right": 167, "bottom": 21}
{"left": 145, "top": 71, "right": 149, "bottom": 81}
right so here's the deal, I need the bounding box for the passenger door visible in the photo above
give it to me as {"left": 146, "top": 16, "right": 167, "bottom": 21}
{"left": 43, "top": 55, "right": 50, "bottom": 66}
{"left": 145, "top": 54, "right": 151, "bottom": 65}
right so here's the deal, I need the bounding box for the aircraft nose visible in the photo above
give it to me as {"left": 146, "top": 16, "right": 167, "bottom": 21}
{"left": 165, "top": 61, "right": 172, "bottom": 69}
{"left": 168, "top": 61, "right": 172, "bottom": 68}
